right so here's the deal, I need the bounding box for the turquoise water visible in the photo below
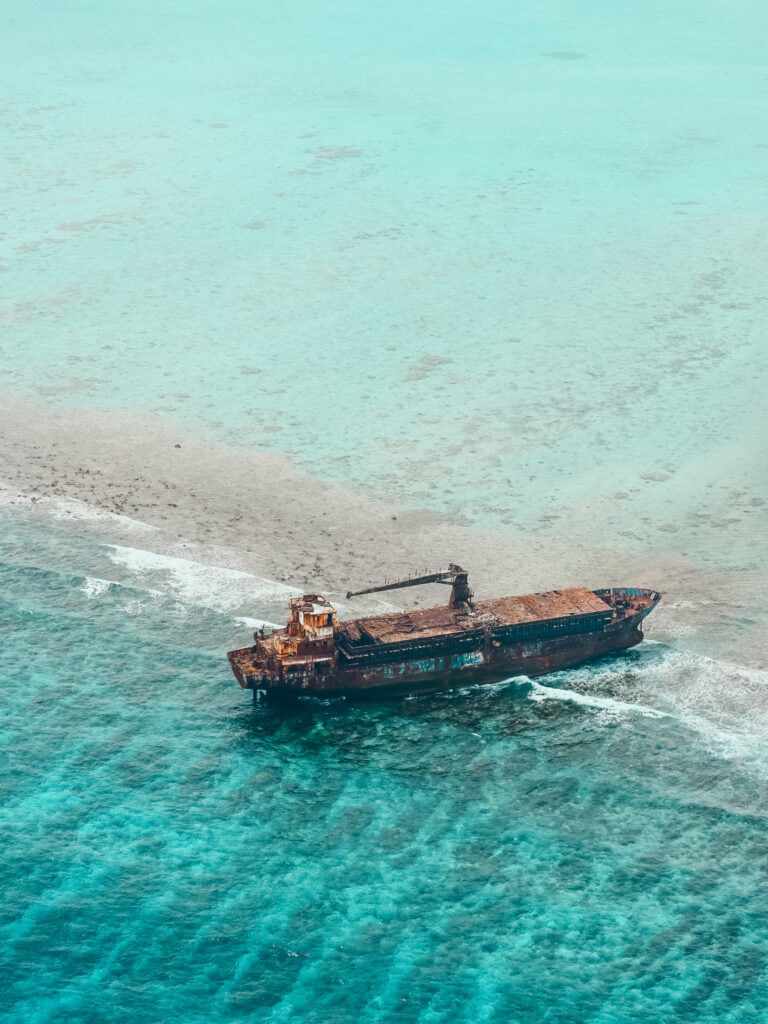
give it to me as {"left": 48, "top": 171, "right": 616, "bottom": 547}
{"left": 2, "top": 0, "right": 767, "bottom": 557}
{"left": 2, "top": 510, "right": 768, "bottom": 1021}
{"left": 3, "top": 2, "right": 768, "bottom": 1019}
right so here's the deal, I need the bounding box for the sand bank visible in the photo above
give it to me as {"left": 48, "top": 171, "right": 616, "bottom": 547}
{"left": 0, "top": 392, "right": 765, "bottom": 668}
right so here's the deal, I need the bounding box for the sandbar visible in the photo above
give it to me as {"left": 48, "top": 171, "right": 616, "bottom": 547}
{"left": 0, "top": 392, "right": 765, "bottom": 669}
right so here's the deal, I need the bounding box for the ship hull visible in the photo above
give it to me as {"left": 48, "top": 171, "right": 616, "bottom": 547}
{"left": 230, "top": 612, "right": 646, "bottom": 700}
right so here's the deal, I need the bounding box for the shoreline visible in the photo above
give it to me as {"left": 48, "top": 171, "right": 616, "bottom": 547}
{"left": 1, "top": 393, "right": 765, "bottom": 669}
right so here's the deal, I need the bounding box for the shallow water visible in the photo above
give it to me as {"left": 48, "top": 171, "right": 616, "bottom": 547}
{"left": 2, "top": 1, "right": 768, "bottom": 1019}
{"left": 2, "top": 0, "right": 767, "bottom": 565}
{"left": 2, "top": 511, "right": 768, "bottom": 1022}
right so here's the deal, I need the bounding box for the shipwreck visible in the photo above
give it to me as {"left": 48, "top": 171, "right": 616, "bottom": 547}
{"left": 227, "top": 565, "right": 661, "bottom": 699}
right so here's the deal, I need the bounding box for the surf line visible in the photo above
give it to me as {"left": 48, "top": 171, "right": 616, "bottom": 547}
{"left": 526, "top": 679, "right": 668, "bottom": 719}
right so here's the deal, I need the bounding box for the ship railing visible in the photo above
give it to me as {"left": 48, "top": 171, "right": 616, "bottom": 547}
{"left": 337, "top": 629, "right": 485, "bottom": 666}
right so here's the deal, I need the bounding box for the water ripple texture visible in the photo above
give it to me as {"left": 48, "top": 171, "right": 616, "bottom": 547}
{"left": 1, "top": 513, "right": 768, "bottom": 1022}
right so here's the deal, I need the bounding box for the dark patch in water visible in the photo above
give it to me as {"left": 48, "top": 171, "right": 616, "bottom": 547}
{"left": 405, "top": 354, "right": 453, "bottom": 381}
{"left": 312, "top": 146, "right": 363, "bottom": 160}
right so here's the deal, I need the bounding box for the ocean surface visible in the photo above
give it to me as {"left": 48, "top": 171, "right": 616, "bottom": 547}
{"left": 3, "top": 510, "right": 768, "bottom": 1023}
{"left": 2, "top": 1, "right": 768, "bottom": 1020}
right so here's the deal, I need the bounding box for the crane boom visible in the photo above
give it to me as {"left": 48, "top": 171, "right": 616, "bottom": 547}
{"left": 346, "top": 564, "right": 473, "bottom": 609}
{"left": 346, "top": 569, "right": 453, "bottom": 599}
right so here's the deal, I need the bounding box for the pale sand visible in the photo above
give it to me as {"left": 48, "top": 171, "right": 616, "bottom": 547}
{"left": 0, "top": 393, "right": 764, "bottom": 667}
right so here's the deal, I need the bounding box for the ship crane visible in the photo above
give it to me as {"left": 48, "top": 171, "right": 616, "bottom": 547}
{"left": 346, "top": 563, "right": 474, "bottom": 610}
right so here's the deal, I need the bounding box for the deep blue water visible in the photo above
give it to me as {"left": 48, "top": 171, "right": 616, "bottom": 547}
{"left": 2, "top": 510, "right": 768, "bottom": 1023}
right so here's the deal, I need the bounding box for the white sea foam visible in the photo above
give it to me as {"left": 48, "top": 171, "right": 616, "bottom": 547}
{"left": 528, "top": 679, "right": 667, "bottom": 719}
{"left": 80, "top": 576, "right": 115, "bottom": 599}
{"left": 235, "top": 616, "right": 282, "bottom": 630}
{"left": 122, "top": 598, "right": 147, "bottom": 616}
{"left": 535, "top": 644, "right": 768, "bottom": 772}
{"left": 105, "top": 544, "right": 300, "bottom": 613}
{"left": 626, "top": 646, "right": 768, "bottom": 768}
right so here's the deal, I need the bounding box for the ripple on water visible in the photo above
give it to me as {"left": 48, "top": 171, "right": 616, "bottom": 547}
{"left": 1, "top": 515, "right": 768, "bottom": 1021}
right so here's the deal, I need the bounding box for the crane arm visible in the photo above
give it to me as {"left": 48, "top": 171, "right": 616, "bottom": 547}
{"left": 345, "top": 565, "right": 473, "bottom": 611}
{"left": 346, "top": 569, "right": 454, "bottom": 600}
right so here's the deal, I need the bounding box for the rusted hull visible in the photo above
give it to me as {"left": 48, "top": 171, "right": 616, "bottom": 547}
{"left": 230, "top": 613, "right": 645, "bottom": 700}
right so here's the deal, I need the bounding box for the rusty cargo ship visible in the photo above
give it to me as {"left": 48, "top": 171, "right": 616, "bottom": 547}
{"left": 227, "top": 566, "right": 661, "bottom": 699}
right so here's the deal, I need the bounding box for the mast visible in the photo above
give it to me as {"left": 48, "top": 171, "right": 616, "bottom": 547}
{"left": 346, "top": 564, "right": 474, "bottom": 610}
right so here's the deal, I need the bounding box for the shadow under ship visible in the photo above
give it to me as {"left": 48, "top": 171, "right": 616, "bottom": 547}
{"left": 228, "top": 566, "right": 661, "bottom": 699}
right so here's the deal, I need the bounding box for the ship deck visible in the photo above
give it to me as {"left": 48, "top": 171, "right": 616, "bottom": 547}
{"left": 338, "top": 587, "right": 611, "bottom": 646}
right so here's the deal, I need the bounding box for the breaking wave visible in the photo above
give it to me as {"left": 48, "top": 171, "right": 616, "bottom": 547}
{"left": 534, "top": 642, "right": 768, "bottom": 774}
{"left": 527, "top": 678, "right": 667, "bottom": 718}
{"left": 105, "top": 544, "right": 300, "bottom": 614}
